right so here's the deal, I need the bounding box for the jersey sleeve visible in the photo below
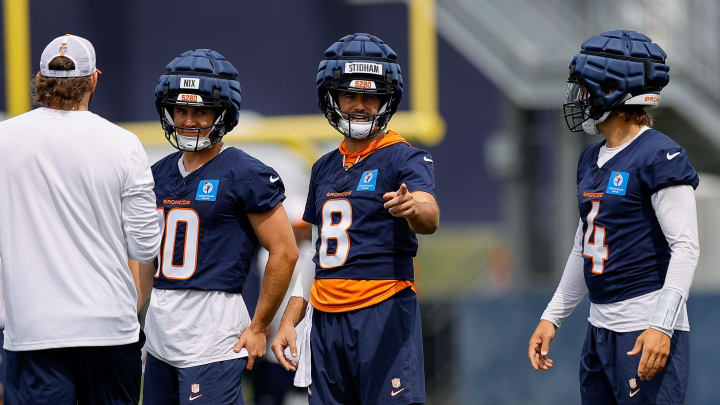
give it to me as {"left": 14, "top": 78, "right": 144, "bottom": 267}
{"left": 640, "top": 146, "right": 699, "bottom": 194}
{"left": 238, "top": 162, "right": 286, "bottom": 213}
{"left": 398, "top": 148, "right": 435, "bottom": 196}
{"left": 302, "top": 163, "right": 318, "bottom": 225}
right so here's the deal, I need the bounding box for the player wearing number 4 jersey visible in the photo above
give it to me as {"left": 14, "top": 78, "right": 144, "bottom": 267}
{"left": 139, "top": 49, "right": 298, "bottom": 405}
{"left": 271, "top": 33, "right": 439, "bottom": 405}
{"left": 529, "top": 30, "right": 699, "bottom": 405}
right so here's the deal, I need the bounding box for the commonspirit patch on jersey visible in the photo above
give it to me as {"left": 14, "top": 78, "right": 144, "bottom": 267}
{"left": 357, "top": 169, "right": 378, "bottom": 191}
{"left": 196, "top": 180, "right": 219, "bottom": 201}
{"left": 606, "top": 171, "right": 630, "bottom": 196}
{"left": 344, "top": 62, "right": 383, "bottom": 76}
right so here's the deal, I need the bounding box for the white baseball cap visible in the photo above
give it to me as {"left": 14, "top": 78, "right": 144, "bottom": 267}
{"left": 39, "top": 34, "right": 100, "bottom": 78}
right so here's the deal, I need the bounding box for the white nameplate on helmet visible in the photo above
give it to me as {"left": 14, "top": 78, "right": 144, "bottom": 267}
{"left": 177, "top": 93, "right": 203, "bottom": 103}
{"left": 180, "top": 77, "right": 200, "bottom": 89}
{"left": 349, "top": 80, "right": 376, "bottom": 89}
{"left": 344, "top": 62, "right": 383, "bottom": 76}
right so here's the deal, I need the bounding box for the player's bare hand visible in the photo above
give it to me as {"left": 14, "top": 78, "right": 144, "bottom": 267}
{"left": 383, "top": 183, "right": 416, "bottom": 218}
{"left": 627, "top": 328, "right": 670, "bottom": 381}
{"left": 271, "top": 321, "right": 299, "bottom": 371}
{"left": 234, "top": 325, "right": 267, "bottom": 370}
{"left": 528, "top": 320, "right": 556, "bottom": 371}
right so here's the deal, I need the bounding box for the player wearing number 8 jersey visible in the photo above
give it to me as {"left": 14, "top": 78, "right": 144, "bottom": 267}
{"left": 271, "top": 33, "right": 439, "bottom": 405}
{"left": 528, "top": 31, "right": 699, "bottom": 405}
{"left": 139, "top": 49, "right": 298, "bottom": 405}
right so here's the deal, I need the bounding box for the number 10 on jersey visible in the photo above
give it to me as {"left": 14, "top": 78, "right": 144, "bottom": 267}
{"left": 155, "top": 207, "right": 200, "bottom": 280}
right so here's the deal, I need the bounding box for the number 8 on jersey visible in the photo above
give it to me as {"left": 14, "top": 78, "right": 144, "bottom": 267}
{"left": 319, "top": 199, "right": 352, "bottom": 268}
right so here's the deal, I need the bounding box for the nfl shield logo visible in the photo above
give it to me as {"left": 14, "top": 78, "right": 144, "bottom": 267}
{"left": 191, "top": 383, "right": 200, "bottom": 394}
{"left": 629, "top": 378, "right": 637, "bottom": 389}
{"left": 392, "top": 378, "right": 401, "bottom": 389}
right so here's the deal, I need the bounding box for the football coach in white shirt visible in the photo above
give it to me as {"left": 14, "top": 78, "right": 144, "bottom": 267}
{"left": 0, "top": 34, "right": 162, "bottom": 405}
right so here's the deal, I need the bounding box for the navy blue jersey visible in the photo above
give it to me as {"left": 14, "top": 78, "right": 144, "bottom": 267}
{"left": 303, "top": 141, "right": 435, "bottom": 281}
{"left": 151, "top": 147, "right": 285, "bottom": 293}
{"left": 577, "top": 129, "right": 698, "bottom": 304}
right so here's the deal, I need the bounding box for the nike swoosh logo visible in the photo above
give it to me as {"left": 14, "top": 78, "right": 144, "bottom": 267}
{"left": 666, "top": 152, "right": 681, "bottom": 160}
{"left": 423, "top": 156, "right": 433, "bottom": 163}
{"left": 189, "top": 394, "right": 203, "bottom": 401}
{"left": 629, "top": 388, "right": 640, "bottom": 398}
{"left": 391, "top": 388, "right": 406, "bottom": 397}
{"left": 269, "top": 176, "right": 280, "bottom": 183}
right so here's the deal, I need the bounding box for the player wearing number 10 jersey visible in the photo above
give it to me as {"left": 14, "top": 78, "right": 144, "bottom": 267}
{"left": 271, "top": 34, "right": 439, "bottom": 405}
{"left": 140, "top": 49, "right": 298, "bottom": 405}
{"left": 529, "top": 31, "right": 699, "bottom": 405}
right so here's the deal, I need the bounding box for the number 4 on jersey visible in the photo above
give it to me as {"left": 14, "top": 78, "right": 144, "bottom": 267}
{"left": 583, "top": 200, "right": 608, "bottom": 274}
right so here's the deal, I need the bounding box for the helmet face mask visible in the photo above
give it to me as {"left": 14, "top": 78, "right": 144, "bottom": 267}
{"left": 154, "top": 49, "right": 242, "bottom": 152}
{"left": 563, "top": 78, "right": 593, "bottom": 133}
{"left": 325, "top": 85, "right": 393, "bottom": 140}
{"left": 160, "top": 94, "right": 226, "bottom": 152}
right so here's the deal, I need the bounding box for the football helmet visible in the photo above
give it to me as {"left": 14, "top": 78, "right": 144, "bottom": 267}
{"left": 563, "top": 30, "right": 670, "bottom": 135}
{"left": 316, "top": 33, "right": 403, "bottom": 140}
{"left": 154, "top": 49, "right": 242, "bottom": 151}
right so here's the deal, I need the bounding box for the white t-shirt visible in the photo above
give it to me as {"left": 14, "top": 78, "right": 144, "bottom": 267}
{"left": 145, "top": 288, "right": 251, "bottom": 368}
{"left": 0, "top": 107, "right": 162, "bottom": 351}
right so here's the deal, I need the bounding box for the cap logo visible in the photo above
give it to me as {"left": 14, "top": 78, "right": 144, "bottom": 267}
{"left": 59, "top": 40, "right": 68, "bottom": 56}
{"left": 350, "top": 80, "right": 376, "bottom": 89}
{"left": 180, "top": 77, "right": 200, "bottom": 89}
{"left": 344, "top": 62, "right": 382, "bottom": 76}
{"left": 177, "top": 93, "right": 203, "bottom": 103}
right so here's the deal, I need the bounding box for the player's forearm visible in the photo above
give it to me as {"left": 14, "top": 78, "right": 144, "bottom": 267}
{"left": 541, "top": 221, "right": 587, "bottom": 327}
{"left": 279, "top": 296, "right": 309, "bottom": 328}
{"left": 406, "top": 199, "right": 439, "bottom": 234}
{"left": 250, "top": 247, "right": 299, "bottom": 332}
{"left": 137, "top": 261, "right": 156, "bottom": 312}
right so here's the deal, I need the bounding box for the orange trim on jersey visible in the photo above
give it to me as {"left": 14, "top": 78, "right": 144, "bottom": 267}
{"left": 338, "top": 130, "right": 410, "bottom": 169}
{"left": 310, "top": 279, "right": 416, "bottom": 312}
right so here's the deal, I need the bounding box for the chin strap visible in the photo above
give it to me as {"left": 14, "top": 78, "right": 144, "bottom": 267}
{"left": 649, "top": 287, "right": 684, "bottom": 337}
{"left": 582, "top": 111, "right": 611, "bottom": 135}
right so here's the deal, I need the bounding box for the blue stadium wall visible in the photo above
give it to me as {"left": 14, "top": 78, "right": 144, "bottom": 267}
{"left": 1, "top": 0, "right": 505, "bottom": 223}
